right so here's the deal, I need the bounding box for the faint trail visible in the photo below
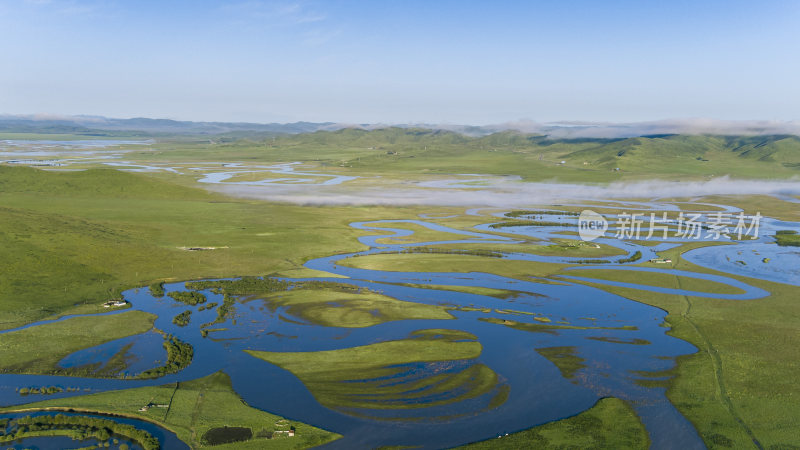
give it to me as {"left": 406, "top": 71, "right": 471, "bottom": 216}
{"left": 163, "top": 381, "right": 180, "bottom": 422}
{"left": 675, "top": 271, "right": 763, "bottom": 449}
{"left": 190, "top": 386, "right": 205, "bottom": 445}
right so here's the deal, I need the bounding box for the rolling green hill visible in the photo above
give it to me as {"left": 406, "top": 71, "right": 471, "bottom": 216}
{"left": 0, "top": 165, "right": 434, "bottom": 330}
{"left": 0, "top": 166, "right": 211, "bottom": 200}
{"left": 201, "top": 129, "right": 800, "bottom": 181}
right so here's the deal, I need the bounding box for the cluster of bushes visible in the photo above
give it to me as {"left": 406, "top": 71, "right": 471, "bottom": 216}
{"left": 217, "top": 295, "right": 235, "bottom": 320}
{"left": 167, "top": 291, "right": 206, "bottom": 305}
{"left": 18, "top": 386, "right": 63, "bottom": 395}
{"left": 186, "top": 277, "right": 290, "bottom": 295}
{"left": 197, "top": 302, "right": 218, "bottom": 312}
{"left": 576, "top": 259, "right": 611, "bottom": 264}
{"left": 172, "top": 310, "right": 192, "bottom": 327}
{"left": 200, "top": 294, "right": 237, "bottom": 330}
{"left": 617, "top": 251, "right": 642, "bottom": 264}
{"left": 0, "top": 414, "right": 159, "bottom": 450}
{"left": 149, "top": 282, "right": 165, "bottom": 298}
{"left": 138, "top": 335, "right": 193, "bottom": 379}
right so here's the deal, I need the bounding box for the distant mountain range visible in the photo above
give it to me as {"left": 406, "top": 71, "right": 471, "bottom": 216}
{"left": 0, "top": 114, "right": 332, "bottom": 137}
{"left": 1, "top": 114, "right": 798, "bottom": 139}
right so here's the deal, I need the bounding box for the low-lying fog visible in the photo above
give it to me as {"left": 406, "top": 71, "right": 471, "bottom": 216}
{"left": 208, "top": 176, "right": 800, "bottom": 207}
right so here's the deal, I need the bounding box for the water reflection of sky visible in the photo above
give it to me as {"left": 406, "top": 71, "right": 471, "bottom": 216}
{"left": 58, "top": 330, "right": 166, "bottom": 377}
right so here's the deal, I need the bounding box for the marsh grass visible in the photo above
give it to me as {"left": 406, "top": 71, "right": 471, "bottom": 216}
{"left": 246, "top": 330, "right": 503, "bottom": 414}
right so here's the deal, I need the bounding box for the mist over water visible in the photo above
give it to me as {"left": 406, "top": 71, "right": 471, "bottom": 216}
{"left": 209, "top": 176, "right": 800, "bottom": 207}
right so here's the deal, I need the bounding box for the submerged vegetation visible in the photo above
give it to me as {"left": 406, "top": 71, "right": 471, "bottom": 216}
{"left": 480, "top": 317, "right": 638, "bottom": 335}
{"left": 535, "top": 346, "right": 587, "bottom": 380}
{"left": 246, "top": 329, "right": 504, "bottom": 416}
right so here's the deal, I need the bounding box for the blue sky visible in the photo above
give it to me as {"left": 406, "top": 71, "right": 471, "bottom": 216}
{"left": 1, "top": 0, "right": 799, "bottom": 124}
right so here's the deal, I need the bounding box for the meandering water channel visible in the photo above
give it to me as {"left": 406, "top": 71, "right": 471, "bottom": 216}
{"left": 1, "top": 205, "right": 796, "bottom": 449}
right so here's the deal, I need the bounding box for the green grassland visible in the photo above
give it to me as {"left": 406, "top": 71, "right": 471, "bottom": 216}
{"left": 398, "top": 284, "right": 530, "bottom": 299}
{"left": 0, "top": 165, "right": 453, "bottom": 330}
{"left": 102, "top": 129, "right": 800, "bottom": 182}
{"left": 3, "top": 130, "right": 800, "bottom": 449}
{"left": 456, "top": 397, "right": 649, "bottom": 449}
{"left": 0, "top": 311, "right": 155, "bottom": 375}
{"left": 258, "top": 288, "right": 454, "bottom": 328}
{"left": 341, "top": 253, "right": 567, "bottom": 279}
{"left": 246, "top": 329, "right": 504, "bottom": 414}
{"left": 417, "top": 240, "right": 628, "bottom": 259}
{"left": 569, "top": 243, "right": 800, "bottom": 448}
{"left": 370, "top": 222, "right": 484, "bottom": 245}
{"left": 562, "top": 268, "right": 747, "bottom": 295}
{"left": 270, "top": 268, "right": 348, "bottom": 279}
{"left": 4, "top": 130, "right": 800, "bottom": 185}
{"left": 692, "top": 195, "right": 800, "bottom": 222}
{"left": 1, "top": 371, "right": 340, "bottom": 449}
{"left": 774, "top": 230, "right": 800, "bottom": 247}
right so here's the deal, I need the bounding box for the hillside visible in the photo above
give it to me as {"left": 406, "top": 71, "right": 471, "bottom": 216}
{"left": 194, "top": 129, "right": 800, "bottom": 181}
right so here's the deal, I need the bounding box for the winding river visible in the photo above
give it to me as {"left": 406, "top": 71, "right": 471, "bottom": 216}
{"left": 1, "top": 205, "right": 796, "bottom": 449}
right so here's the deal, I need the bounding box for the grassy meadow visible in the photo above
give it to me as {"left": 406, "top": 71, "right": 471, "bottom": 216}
{"left": 113, "top": 130, "right": 800, "bottom": 182}
{"left": 457, "top": 397, "right": 649, "bottom": 449}
{"left": 0, "top": 165, "right": 448, "bottom": 330}
{"left": 566, "top": 244, "right": 800, "bottom": 448}
{"left": 0, "top": 311, "right": 155, "bottom": 375}
{"left": 2, "top": 129, "right": 800, "bottom": 449}
{"left": 1, "top": 371, "right": 340, "bottom": 449}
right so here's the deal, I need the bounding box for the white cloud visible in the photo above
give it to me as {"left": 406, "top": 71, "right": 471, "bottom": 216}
{"left": 487, "top": 118, "right": 800, "bottom": 138}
